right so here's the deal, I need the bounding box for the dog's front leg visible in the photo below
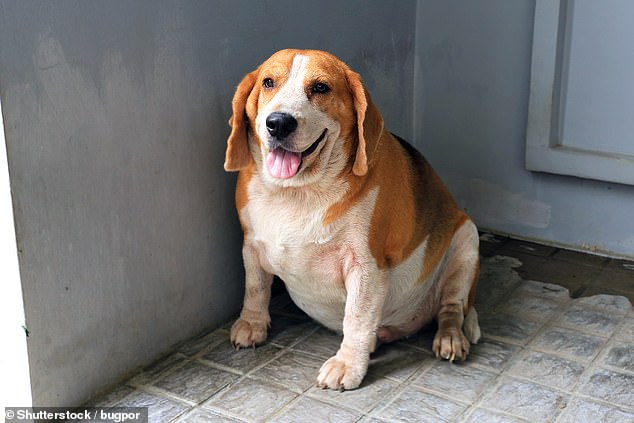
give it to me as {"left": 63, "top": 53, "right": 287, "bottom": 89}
{"left": 317, "top": 265, "right": 386, "bottom": 390}
{"left": 230, "top": 243, "right": 273, "bottom": 349}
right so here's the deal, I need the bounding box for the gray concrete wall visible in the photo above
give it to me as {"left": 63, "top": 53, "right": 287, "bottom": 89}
{"left": 414, "top": 0, "right": 634, "bottom": 257}
{"left": 0, "top": 0, "right": 416, "bottom": 406}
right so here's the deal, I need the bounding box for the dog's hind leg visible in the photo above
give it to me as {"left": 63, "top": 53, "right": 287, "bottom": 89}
{"left": 432, "top": 219, "right": 481, "bottom": 361}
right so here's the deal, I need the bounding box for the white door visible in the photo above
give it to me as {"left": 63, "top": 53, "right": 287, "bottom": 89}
{"left": 526, "top": 0, "right": 634, "bottom": 185}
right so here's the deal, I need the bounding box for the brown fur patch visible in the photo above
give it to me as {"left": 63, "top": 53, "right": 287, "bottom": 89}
{"left": 235, "top": 164, "right": 256, "bottom": 237}
{"left": 325, "top": 131, "right": 466, "bottom": 272}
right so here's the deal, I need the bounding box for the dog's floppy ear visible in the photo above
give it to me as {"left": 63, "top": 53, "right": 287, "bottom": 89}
{"left": 345, "top": 69, "right": 384, "bottom": 176}
{"left": 224, "top": 70, "right": 259, "bottom": 171}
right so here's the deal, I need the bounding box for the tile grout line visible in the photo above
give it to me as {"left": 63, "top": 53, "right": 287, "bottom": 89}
{"left": 362, "top": 356, "right": 451, "bottom": 421}
{"left": 127, "top": 383, "right": 198, "bottom": 409}
{"left": 194, "top": 322, "right": 322, "bottom": 422}
{"left": 562, "top": 306, "right": 634, "bottom": 416}
{"left": 200, "top": 402, "right": 256, "bottom": 423}
{"left": 456, "top": 276, "right": 581, "bottom": 421}
{"left": 126, "top": 315, "right": 319, "bottom": 422}
{"left": 193, "top": 357, "right": 247, "bottom": 377}
{"left": 452, "top": 362, "right": 518, "bottom": 422}
{"left": 126, "top": 352, "right": 190, "bottom": 388}
{"left": 174, "top": 406, "right": 249, "bottom": 423}
{"left": 263, "top": 392, "right": 307, "bottom": 422}
{"left": 460, "top": 404, "right": 533, "bottom": 423}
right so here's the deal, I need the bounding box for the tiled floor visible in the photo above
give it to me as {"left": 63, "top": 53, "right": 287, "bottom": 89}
{"left": 90, "top": 233, "right": 634, "bottom": 422}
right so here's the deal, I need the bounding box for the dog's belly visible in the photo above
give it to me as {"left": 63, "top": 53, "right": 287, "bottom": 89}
{"left": 257, "top": 233, "right": 441, "bottom": 335}
{"left": 257, "top": 239, "right": 349, "bottom": 331}
{"left": 380, "top": 240, "right": 442, "bottom": 334}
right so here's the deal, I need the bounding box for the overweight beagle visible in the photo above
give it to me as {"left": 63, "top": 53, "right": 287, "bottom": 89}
{"left": 224, "top": 49, "right": 481, "bottom": 390}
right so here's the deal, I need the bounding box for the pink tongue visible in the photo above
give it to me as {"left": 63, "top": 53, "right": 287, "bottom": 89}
{"left": 266, "top": 148, "right": 301, "bottom": 179}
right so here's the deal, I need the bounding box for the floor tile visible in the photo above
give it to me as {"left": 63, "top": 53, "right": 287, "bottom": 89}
{"left": 375, "top": 385, "right": 467, "bottom": 423}
{"left": 615, "top": 315, "right": 634, "bottom": 343}
{"left": 178, "top": 329, "right": 229, "bottom": 357}
{"left": 368, "top": 343, "right": 429, "bottom": 382}
{"left": 249, "top": 349, "right": 323, "bottom": 393}
{"left": 478, "top": 312, "right": 541, "bottom": 344}
{"left": 497, "top": 293, "right": 561, "bottom": 321}
{"left": 462, "top": 407, "right": 530, "bottom": 423}
{"left": 511, "top": 279, "right": 571, "bottom": 301}
{"left": 200, "top": 341, "right": 282, "bottom": 374}
{"left": 204, "top": 379, "right": 297, "bottom": 422}
{"left": 578, "top": 369, "right": 634, "bottom": 406}
{"left": 128, "top": 353, "right": 188, "bottom": 386}
{"left": 307, "top": 375, "right": 399, "bottom": 414}
{"left": 412, "top": 360, "right": 497, "bottom": 402}
{"left": 357, "top": 417, "right": 391, "bottom": 423}
{"left": 479, "top": 377, "right": 567, "bottom": 422}
{"left": 556, "top": 304, "right": 622, "bottom": 336}
{"left": 532, "top": 327, "right": 605, "bottom": 362}
{"left": 507, "top": 350, "right": 585, "bottom": 391}
{"left": 270, "top": 396, "right": 361, "bottom": 423}
{"left": 267, "top": 315, "right": 319, "bottom": 347}
{"left": 291, "top": 327, "right": 343, "bottom": 360}
{"left": 117, "top": 390, "right": 190, "bottom": 423}
{"left": 176, "top": 407, "right": 244, "bottom": 422}
{"left": 152, "top": 360, "right": 238, "bottom": 403}
{"left": 557, "top": 397, "right": 634, "bottom": 423}
{"left": 467, "top": 338, "right": 521, "bottom": 372}
{"left": 575, "top": 294, "right": 633, "bottom": 314}
{"left": 88, "top": 384, "right": 137, "bottom": 406}
{"left": 602, "top": 342, "right": 634, "bottom": 372}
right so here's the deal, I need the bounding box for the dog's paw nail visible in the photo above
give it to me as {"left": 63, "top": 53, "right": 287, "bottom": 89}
{"left": 230, "top": 318, "right": 268, "bottom": 349}
{"left": 317, "top": 355, "right": 364, "bottom": 390}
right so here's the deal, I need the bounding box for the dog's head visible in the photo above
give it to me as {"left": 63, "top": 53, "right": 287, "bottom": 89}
{"left": 224, "top": 49, "right": 383, "bottom": 186}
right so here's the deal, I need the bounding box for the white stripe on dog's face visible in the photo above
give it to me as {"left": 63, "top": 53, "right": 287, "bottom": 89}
{"left": 272, "top": 54, "right": 310, "bottom": 113}
{"left": 255, "top": 54, "right": 336, "bottom": 153}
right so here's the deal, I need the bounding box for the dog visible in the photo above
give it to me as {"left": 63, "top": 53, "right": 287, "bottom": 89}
{"left": 224, "top": 49, "right": 481, "bottom": 390}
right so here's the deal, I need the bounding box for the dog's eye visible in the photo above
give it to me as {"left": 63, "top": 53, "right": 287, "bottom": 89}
{"left": 312, "top": 83, "right": 330, "bottom": 94}
{"left": 263, "top": 78, "right": 275, "bottom": 89}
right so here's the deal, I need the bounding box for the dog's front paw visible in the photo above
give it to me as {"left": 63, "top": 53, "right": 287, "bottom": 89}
{"left": 230, "top": 318, "right": 268, "bottom": 349}
{"left": 433, "top": 327, "right": 470, "bottom": 361}
{"left": 316, "top": 354, "right": 367, "bottom": 391}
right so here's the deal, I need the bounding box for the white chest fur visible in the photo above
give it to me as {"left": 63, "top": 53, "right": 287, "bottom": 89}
{"left": 242, "top": 178, "right": 379, "bottom": 330}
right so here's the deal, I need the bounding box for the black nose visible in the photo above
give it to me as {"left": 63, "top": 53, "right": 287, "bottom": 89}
{"left": 266, "top": 112, "right": 297, "bottom": 140}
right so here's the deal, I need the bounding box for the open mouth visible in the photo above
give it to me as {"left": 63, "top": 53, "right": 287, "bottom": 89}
{"left": 301, "top": 128, "right": 328, "bottom": 159}
{"left": 266, "top": 129, "right": 328, "bottom": 179}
